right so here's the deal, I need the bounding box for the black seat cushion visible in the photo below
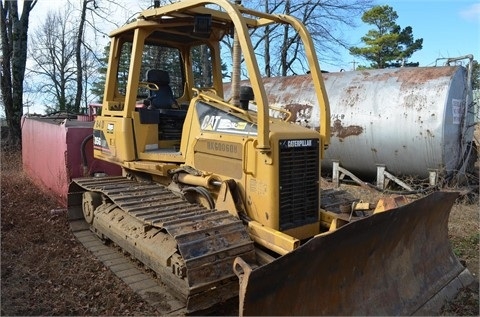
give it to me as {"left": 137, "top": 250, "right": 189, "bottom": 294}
{"left": 146, "top": 69, "right": 176, "bottom": 109}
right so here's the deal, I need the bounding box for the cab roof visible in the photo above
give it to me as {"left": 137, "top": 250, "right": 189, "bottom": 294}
{"left": 109, "top": 1, "right": 287, "bottom": 45}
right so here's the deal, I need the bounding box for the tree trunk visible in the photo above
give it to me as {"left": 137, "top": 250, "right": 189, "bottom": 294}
{"left": 1, "top": 3, "right": 14, "bottom": 143}
{"left": 0, "top": 0, "right": 36, "bottom": 147}
{"left": 264, "top": 0, "right": 270, "bottom": 77}
{"left": 281, "top": 0, "right": 290, "bottom": 76}
{"left": 75, "top": 0, "right": 89, "bottom": 113}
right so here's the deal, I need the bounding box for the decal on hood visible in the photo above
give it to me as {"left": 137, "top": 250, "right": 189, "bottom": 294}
{"left": 196, "top": 101, "right": 257, "bottom": 136}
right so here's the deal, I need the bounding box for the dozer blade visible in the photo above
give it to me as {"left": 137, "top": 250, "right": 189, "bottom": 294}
{"left": 234, "top": 191, "right": 474, "bottom": 316}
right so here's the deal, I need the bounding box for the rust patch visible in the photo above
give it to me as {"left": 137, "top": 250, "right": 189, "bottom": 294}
{"left": 284, "top": 103, "right": 313, "bottom": 127}
{"left": 331, "top": 119, "right": 363, "bottom": 139}
{"left": 361, "top": 66, "right": 457, "bottom": 89}
{"left": 263, "top": 74, "right": 313, "bottom": 104}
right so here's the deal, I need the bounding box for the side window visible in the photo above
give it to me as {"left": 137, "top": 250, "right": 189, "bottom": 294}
{"left": 142, "top": 45, "right": 184, "bottom": 98}
{"left": 191, "top": 44, "right": 213, "bottom": 88}
{"left": 117, "top": 41, "right": 132, "bottom": 96}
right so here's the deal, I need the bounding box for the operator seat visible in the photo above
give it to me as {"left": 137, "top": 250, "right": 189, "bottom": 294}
{"left": 146, "top": 69, "right": 177, "bottom": 109}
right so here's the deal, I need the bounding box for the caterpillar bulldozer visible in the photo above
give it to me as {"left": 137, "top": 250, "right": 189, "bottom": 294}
{"left": 67, "top": 0, "right": 474, "bottom": 315}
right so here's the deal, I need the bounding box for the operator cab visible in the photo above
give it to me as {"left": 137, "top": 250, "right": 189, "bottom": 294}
{"left": 96, "top": 3, "right": 328, "bottom": 167}
{"left": 102, "top": 13, "right": 222, "bottom": 155}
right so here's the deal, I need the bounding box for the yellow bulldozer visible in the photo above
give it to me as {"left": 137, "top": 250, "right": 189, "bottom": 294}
{"left": 67, "top": 0, "right": 474, "bottom": 315}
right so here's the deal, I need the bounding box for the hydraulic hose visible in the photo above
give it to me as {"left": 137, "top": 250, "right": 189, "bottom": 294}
{"left": 81, "top": 134, "right": 93, "bottom": 176}
{"left": 182, "top": 186, "right": 215, "bottom": 209}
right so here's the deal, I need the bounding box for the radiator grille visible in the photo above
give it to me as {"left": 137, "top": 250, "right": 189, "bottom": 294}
{"left": 278, "top": 139, "right": 319, "bottom": 231}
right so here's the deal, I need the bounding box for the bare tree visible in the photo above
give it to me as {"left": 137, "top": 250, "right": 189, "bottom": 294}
{"left": 29, "top": 6, "right": 77, "bottom": 113}
{"left": 28, "top": 0, "right": 138, "bottom": 113}
{"left": 0, "top": 0, "right": 37, "bottom": 146}
{"left": 81, "top": 44, "right": 101, "bottom": 110}
{"left": 222, "top": 0, "right": 373, "bottom": 77}
{"left": 73, "top": 0, "right": 116, "bottom": 111}
{"left": 272, "top": 0, "right": 374, "bottom": 75}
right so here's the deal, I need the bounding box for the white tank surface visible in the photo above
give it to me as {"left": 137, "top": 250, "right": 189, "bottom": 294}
{"left": 225, "top": 66, "right": 476, "bottom": 179}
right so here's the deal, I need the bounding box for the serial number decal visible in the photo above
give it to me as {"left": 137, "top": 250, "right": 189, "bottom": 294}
{"left": 249, "top": 178, "right": 267, "bottom": 195}
{"left": 207, "top": 141, "right": 239, "bottom": 154}
{"left": 194, "top": 139, "right": 242, "bottom": 160}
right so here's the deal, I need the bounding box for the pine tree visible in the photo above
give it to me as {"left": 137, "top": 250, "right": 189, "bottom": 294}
{"left": 349, "top": 5, "right": 423, "bottom": 69}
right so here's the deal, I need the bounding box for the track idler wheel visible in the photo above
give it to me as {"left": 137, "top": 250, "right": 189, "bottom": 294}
{"left": 82, "top": 192, "right": 102, "bottom": 224}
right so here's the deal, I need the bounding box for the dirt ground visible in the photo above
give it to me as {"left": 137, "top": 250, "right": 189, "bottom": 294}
{"left": 1, "top": 149, "right": 161, "bottom": 316}
{"left": 1, "top": 146, "right": 479, "bottom": 316}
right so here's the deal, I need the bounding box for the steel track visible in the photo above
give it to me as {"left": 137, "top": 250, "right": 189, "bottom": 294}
{"left": 69, "top": 219, "right": 187, "bottom": 315}
{"left": 68, "top": 176, "right": 254, "bottom": 314}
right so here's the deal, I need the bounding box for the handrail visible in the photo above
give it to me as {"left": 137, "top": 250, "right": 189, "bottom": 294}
{"left": 194, "top": 88, "right": 253, "bottom": 122}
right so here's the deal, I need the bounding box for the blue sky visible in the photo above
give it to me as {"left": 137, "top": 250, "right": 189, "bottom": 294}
{"left": 325, "top": 0, "right": 480, "bottom": 72}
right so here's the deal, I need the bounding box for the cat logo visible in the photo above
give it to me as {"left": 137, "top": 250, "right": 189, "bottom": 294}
{"left": 201, "top": 115, "right": 221, "bottom": 131}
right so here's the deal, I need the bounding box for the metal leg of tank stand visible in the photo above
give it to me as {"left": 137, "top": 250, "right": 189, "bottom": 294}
{"left": 429, "top": 169, "right": 438, "bottom": 186}
{"left": 376, "top": 165, "right": 386, "bottom": 189}
{"left": 332, "top": 160, "right": 341, "bottom": 187}
{"left": 333, "top": 160, "right": 370, "bottom": 189}
{"left": 377, "top": 164, "right": 414, "bottom": 191}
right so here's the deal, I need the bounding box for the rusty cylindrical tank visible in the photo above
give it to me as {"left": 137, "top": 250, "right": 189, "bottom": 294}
{"left": 226, "top": 66, "right": 476, "bottom": 179}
